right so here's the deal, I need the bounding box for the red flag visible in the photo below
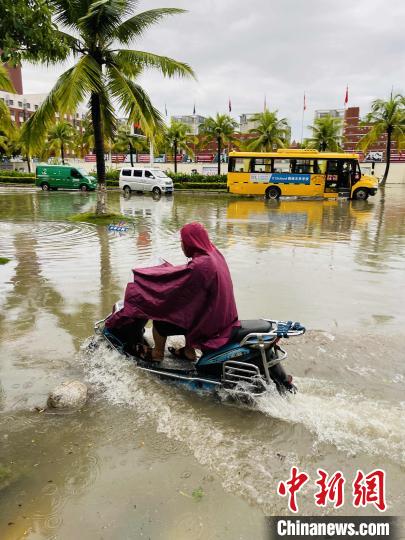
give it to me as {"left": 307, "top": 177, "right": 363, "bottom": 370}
{"left": 344, "top": 86, "right": 349, "bottom": 107}
{"left": 303, "top": 92, "right": 307, "bottom": 111}
{"left": 228, "top": 97, "right": 232, "bottom": 113}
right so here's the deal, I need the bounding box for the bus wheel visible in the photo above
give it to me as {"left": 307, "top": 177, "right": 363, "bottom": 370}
{"left": 80, "top": 184, "right": 88, "bottom": 192}
{"left": 265, "top": 186, "right": 281, "bottom": 200}
{"left": 41, "top": 183, "right": 50, "bottom": 191}
{"left": 353, "top": 188, "right": 368, "bottom": 200}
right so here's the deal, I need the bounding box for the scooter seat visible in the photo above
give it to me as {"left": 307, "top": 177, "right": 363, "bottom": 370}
{"left": 231, "top": 319, "right": 272, "bottom": 341}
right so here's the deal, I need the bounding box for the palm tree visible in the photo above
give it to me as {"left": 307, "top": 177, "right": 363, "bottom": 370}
{"left": 246, "top": 110, "right": 290, "bottom": 152}
{"left": 113, "top": 123, "right": 147, "bottom": 166}
{"left": 47, "top": 121, "right": 75, "bottom": 164}
{"left": 306, "top": 115, "right": 343, "bottom": 151}
{"left": 23, "top": 1, "right": 193, "bottom": 214}
{"left": 358, "top": 94, "right": 405, "bottom": 186}
{"left": 0, "top": 64, "right": 14, "bottom": 134}
{"left": 164, "top": 120, "right": 194, "bottom": 173}
{"left": 75, "top": 114, "right": 94, "bottom": 158}
{"left": 199, "top": 114, "right": 238, "bottom": 174}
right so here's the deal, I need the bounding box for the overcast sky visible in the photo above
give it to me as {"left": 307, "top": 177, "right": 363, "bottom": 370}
{"left": 22, "top": 0, "right": 405, "bottom": 139}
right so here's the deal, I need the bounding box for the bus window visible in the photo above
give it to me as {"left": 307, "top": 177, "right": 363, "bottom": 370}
{"left": 229, "top": 157, "right": 252, "bottom": 172}
{"left": 291, "top": 159, "right": 315, "bottom": 174}
{"left": 315, "top": 159, "right": 327, "bottom": 174}
{"left": 273, "top": 159, "right": 290, "bottom": 173}
{"left": 252, "top": 158, "right": 271, "bottom": 172}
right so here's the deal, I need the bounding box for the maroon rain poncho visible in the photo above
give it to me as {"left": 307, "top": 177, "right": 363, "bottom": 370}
{"left": 105, "top": 222, "right": 239, "bottom": 350}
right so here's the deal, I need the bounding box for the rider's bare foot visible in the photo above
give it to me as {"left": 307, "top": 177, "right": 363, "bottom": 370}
{"left": 168, "top": 346, "right": 196, "bottom": 361}
{"left": 135, "top": 343, "right": 164, "bottom": 363}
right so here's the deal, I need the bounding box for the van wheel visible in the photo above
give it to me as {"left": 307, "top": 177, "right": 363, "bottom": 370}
{"left": 123, "top": 185, "right": 131, "bottom": 195}
{"left": 265, "top": 186, "right": 281, "bottom": 200}
{"left": 152, "top": 187, "right": 161, "bottom": 196}
{"left": 353, "top": 188, "right": 368, "bottom": 200}
{"left": 41, "top": 183, "right": 50, "bottom": 191}
{"left": 80, "top": 184, "right": 88, "bottom": 192}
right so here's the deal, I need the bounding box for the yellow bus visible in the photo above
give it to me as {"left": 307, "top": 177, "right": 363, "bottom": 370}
{"left": 227, "top": 149, "right": 378, "bottom": 200}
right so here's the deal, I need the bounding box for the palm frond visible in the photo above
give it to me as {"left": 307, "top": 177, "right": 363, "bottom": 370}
{"left": 0, "top": 64, "right": 15, "bottom": 92}
{"left": 113, "top": 8, "right": 186, "bottom": 44}
{"left": 113, "top": 50, "right": 194, "bottom": 79}
{"left": 107, "top": 65, "right": 163, "bottom": 137}
{"left": 22, "top": 56, "right": 103, "bottom": 151}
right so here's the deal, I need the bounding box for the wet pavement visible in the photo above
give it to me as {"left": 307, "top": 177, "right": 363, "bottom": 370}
{"left": 0, "top": 186, "right": 404, "bottom": 538}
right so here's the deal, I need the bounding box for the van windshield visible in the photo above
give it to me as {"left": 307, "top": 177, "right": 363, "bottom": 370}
{"left": 151, "top": 170, "right": 168, "bottom": 178}
{"left": 77, "top": 168, "right": 90, "bottom": 177}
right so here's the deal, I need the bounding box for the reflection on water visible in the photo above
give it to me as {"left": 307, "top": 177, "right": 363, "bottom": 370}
{"left": 0, "top": 186, "right": 405, "bottom": 536}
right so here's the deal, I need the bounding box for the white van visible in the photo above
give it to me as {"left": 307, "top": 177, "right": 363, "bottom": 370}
{"left": 119, "top": 167, "right": 174, "bottom": 195}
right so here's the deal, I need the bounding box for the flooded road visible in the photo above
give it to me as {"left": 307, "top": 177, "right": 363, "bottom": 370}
{"left": 0, "top": 187, "right": 404, "bottom": 538}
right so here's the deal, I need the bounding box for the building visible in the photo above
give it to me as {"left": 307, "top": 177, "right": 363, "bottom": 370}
{"left": 239, "top": 113, "right": 260, "bottom": 133}
{"left": 343, "top": 106, "right": 405, "bottom": 162}
{"left": 314, "top": 108, "right": 345, "bottom": 120}
{"left": 171, "top": 114, "right": 206, "bottom": 135}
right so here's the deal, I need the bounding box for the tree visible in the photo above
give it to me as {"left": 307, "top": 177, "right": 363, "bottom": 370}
{"left": 47, "top": 121, "right": 75, "bottom": 164}
{"left": 246, "top": 110, "right": 290, "bottom": 152}
{"left": 164, "top": 120, "right": 194, "bottom": 173}
{"left": 199, "top": 114, "right": 239, "bottom": 174}
{"left": 358, "top": 94, "right": 405, "bottom": 186}
{"left": 75, "top": 115, "right": 94, "bottom": 158}
{"left": 113, "top": 123, "right": 148, "bottom": 166}
{"left": 23, "top": 1, "right": 194, "bottom": 214}
{"left": 306, "top": 115, "right": 343, "bottom": 151}
{"left": 0, "top": 0, "right": 69, "bottom": 64}
{"left": 0, "top": 64, "right": 14, "bottom": 134}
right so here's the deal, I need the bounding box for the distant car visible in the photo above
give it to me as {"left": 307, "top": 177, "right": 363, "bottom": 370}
{"left": 35, "top": 164, "right": 97, "bottom": 191}
{"left": 119, "top": 167, "right": 174, "bottom": 195}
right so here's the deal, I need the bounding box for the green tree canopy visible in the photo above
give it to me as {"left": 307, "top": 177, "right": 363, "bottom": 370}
{"left": 22, "top": 0, "right": 194, "bottom": 214}
{"left": 246, "top": 110, "right": 290, "bottom": 152}
{"left": 358, "top": 94, "right": 405, "bottom": 185}
{"left": 113, "top": 123, "right": 148, "bottom": 166}
{"left": 199, "top": 114, "right": 239, "bottom": 174}
{"left": 47, "top": 121, "right": 75, "bottom": 164}
{"left": 0, "top": 0, "right": 69, "bottom": 63}
{"left": 164, "top": 119, "right": 194, "bottom": 172}
{"left": 0, "top": 65, "right": 14, "bottom": 135}
{"left": 306, "top": 115, "right": 343, "bottom": 151}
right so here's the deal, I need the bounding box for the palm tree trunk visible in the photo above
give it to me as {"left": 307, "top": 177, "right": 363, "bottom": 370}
{"left": 61, "top": 142, "right": 65, "bottom": 164}
{"left": 26, "top": 154, "right": 31, "bottom": 173}
{"left": 174, "top": 140, "right": 178, "bottom": 173}
{"left": 381, "top": 128, "right": 392, "bottom": 186}
{"left": 91, "top": 92, "right": 107, "bottom": 215}
{"left": 129, "top": 142, "right": 134, "bottom": 167}
{"left": 217, "top": 137, "right": 221, "bottom": 175}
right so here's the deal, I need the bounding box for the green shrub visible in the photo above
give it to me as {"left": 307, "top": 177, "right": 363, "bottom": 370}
{"left": 173, "top": 182, "right": 227, "bottom": 190}
{"left": 0, "top": 176, "right": 34, "bottom": 184}
{"left": 0, "top": 169, "right": 35, "bottom": 178}
{"left": 166, "top": 172, "right": 227, "bottom": 183}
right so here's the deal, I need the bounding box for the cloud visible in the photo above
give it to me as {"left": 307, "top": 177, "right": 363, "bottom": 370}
{"left": 22, "top": 0, "right": 405, "bottom": 139}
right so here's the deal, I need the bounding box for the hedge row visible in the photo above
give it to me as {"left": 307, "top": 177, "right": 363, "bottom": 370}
{"left": 173, "top": 182, "right": 226, "bottom": 190}
{"left": 0, "top": 169, "right": 35, "bottom": 178}
{"left": 0, "top": 176, "right": 35, "bottom": 184}
{"left": 166, "top": 172, "right": 227, "bottom": 183}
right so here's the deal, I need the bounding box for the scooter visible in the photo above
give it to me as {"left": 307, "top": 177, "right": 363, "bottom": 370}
{"left": 93, "top": 301, "right": 305, "bottom": 400}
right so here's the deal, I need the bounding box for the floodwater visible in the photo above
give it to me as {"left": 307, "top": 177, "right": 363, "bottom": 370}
{"left": 0, "top": 186, "right": 404, "bottom": 539}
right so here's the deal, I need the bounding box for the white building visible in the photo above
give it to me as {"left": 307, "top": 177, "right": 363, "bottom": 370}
{"left": 171, "top": 114, "right": 206, "bottom": 135}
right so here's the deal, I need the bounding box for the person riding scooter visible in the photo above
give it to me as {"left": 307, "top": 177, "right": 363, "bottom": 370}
{"left": 104, "top": 222, "right": 240, "bottom": 362}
